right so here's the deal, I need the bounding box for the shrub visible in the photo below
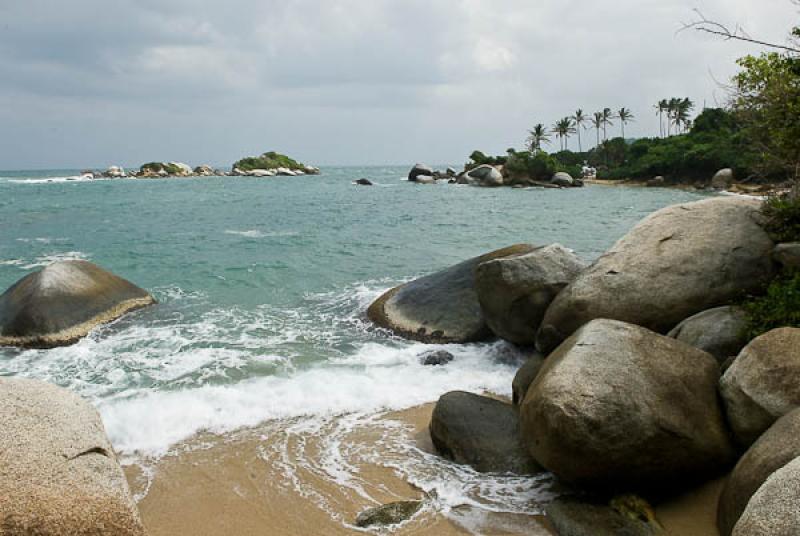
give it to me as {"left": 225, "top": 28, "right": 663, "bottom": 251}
{"left": 741, "top": 271, "right": 800, "bottom": 339}
{"left": 233, "top": 151, "right": 304, "bottom": 172}
{"left": 762, "top": 191, "right": 800, "bottom": 242}
{"left": 506, "top": 151, "right": 557, "bottom": 181}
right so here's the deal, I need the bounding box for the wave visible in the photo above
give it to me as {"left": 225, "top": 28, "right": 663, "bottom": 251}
{"left": 224, "top": 229, "right": 300, "bottom": 239}
{"left": 6, "top": 174, "right": 114, "bottom": 184}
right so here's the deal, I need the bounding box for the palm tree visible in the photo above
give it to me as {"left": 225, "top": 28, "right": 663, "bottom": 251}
{"left": 555, "top": 117, "right": 576, "bottom": 151}
{"left": 572, "top": 109, "right": 588, "bottom": 152}
{"left": 656, "top": 99, "right": 669, "bottom": 138}
{"left": 591, "top": 112, "right": 603, "bottom": 148}
{"left": 666, "top": 98, "right": 681, "bottom": 136}
{"left": 617, "top": 108, "right": 634, "bottom": 138}
{"left": 601, "top": 108, "right": 614, "bottom": 142}
{"left": 674, "top": 98, "right": 694, "bottom": 133}
{"left": 526, "top": 124, "right": 550, "bottom": 153}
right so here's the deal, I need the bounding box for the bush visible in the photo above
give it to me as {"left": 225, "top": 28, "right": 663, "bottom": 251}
{"left": 506, "top": 151, "right": 557, "bottom": 181}
{"left": 742, "top": 271, "right": 800, "bottom": 339}
{"left": 763, "top": 191, "right": 800, "bottom": 242}
{"left": 468, "top": 150, "right": 507, "bottom": 167}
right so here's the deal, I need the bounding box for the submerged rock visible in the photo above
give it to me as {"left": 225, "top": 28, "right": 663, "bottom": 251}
{"left": 536, "top": 197, "right": 774, "bottom": 353}
{"left": 367, "top": 244, "right": 536, "bottom": 343}
{"left": 475, "top": 244, "right": 586, "bottom": 346}
{"left": 521, "top": 319, "right": 734, "bottom": 491}
{"left": 419, "top": 349, "right": 454, "bottom": 366}
{"left": 546, "top": 495, "right": 663, "bottom": 536}
{"left": 354, "top": 178, "right": 373, "bottom": 186}
{"left": 0, "top": 260, "right": 155, "bottom": 348}
{"left": 430, "top": 391, "right": 541, "bottom": 474}
{"left": 718, "top": 409, "right": 800, "bottom": 536}
{"left": 355, "top": 500, "right": 422, "bottom": 528}
{"left": 732, "top": 456, "right": 800, "bottom": 536}
{"left": 667, "top": 306, "right": 749, "bottom": 364}
{"left": 720, "top": 327, "right": 800, "bottom": 447}
{"left": 0, "top": 377, "right": 145, "bottom": 535}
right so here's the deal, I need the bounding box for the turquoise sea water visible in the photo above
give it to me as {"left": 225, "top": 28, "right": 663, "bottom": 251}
{"left": 0, "top": 167, "right": 708, "bottom": 521}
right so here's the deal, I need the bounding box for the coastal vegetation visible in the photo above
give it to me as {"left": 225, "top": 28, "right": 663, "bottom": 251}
{"left": 232, "top": 151, "right": 306, "bottom": 172}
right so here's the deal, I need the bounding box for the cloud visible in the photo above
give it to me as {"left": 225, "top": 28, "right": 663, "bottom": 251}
{"left": 0, "top": 0, "right": 796, "bottom": 167}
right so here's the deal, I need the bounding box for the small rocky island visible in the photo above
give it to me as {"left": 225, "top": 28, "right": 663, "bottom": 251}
{"left": 88, "top": 151, "right": 320, "bottom": 179}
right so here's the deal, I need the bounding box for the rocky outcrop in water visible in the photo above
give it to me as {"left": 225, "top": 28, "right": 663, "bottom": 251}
{"left": 475, "top": 244, "right": 586, "bottom": 346}
{"left": 355, "top": 500, "right": 422, "bottom": 528}
{"left": 0, "top": 377, "right": 145, "bottom": 535}
{"left": 520, "top": 319, "right": 734, "bottom": 491}
{"left": 367, "top": 244, "right": 536, "bottom": 343}
{"left": 536, "top": 197, "right": 775, "bottom": 354}
{"left": 0, "top": 260, "right": 155, "bottom": 348}
{"left": 720, "top": 327, "right": 800, "bottom": 447}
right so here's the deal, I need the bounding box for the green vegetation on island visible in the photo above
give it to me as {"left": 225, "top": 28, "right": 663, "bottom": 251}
{"left": 232, "top": 151, "right": 307, "bottom": 172}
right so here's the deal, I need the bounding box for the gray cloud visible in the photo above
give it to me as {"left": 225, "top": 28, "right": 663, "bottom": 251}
{"left": 0, "top": 0, "right": 796, "bottom": 168}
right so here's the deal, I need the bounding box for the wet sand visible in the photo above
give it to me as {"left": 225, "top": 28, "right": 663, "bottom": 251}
{"left": 125, "top": 403, "right": 724, "bottom": 535}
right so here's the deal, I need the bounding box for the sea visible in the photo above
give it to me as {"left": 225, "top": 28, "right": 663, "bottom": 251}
{"left": 0, "top": 167, "right": 709, "bottom": 529}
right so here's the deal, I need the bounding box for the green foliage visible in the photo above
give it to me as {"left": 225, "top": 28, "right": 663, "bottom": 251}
{"left": 140, "top": 162, "right": 183, "bottom": 175}
{"left": 506, "top": 150, "right": 558, "bottom": 181}
{"left": 469, "top": 150, "right": 507, "bottom": 166}
{"left": 233, "top": 151, "right": 305, "bottom": 172}
{"left": 742, "top": 271, "right": 800, "bottom": 340}
{"left": 763, "top": 192, "right": 800, "bottom": 242}
{"left": 732, "top": 52, "right": 800, "bottom": 179}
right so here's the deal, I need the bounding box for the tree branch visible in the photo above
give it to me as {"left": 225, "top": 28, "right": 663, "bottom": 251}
{"left": 679, "top": 9, "right": 800, "bottom": 54}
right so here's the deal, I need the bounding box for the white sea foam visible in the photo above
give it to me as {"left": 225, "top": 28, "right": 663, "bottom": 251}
{"left": 224, "top": 229, "right": 300, "bottom": 238}
{"left": 7, "top": 174, "right": 114, "bottom": 184}
{"left": 21, "top": 251, "right": 90, "bottom": 269}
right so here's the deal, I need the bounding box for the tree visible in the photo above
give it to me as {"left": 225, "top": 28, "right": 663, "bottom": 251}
{"left": 572, "top": 109, "right": 588, "bottom": 152}
{"left": 674, "top": 98, "right": 695, "bottom": 133}
{"left": 656, "top": 99, "right": 669, "bottom": 137}
{"left": 553, "top": 117, "right": 577, "bottom": 151}
{"left": 526, "top": 123, "right": 551, "bottom": 153}
{"left": 591, "top": 112, "right": 603, "bottom": 148}
{"left": 617, "top": 107, "right": 634, "bottom": 138}
{"left": 601, "top": 108, "right": 614, "bottom": 142}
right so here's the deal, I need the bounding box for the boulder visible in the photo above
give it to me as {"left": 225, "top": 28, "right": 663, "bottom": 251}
{"left": 419, "top": 349, "right": 454, "bottom": 366}
{"left": 732, "top": 456, "right": 800, "bottom": 536}
{"left": 512, "top": 351, "right": 545, "bottom": 405}
{"left": 667, "top": 306, "right": 749, "bottom": 364}
{"left": 718, "top": 409, "right": 800, "bottom": 536}
{"left": 0, "top": 377, "right": 145, "bottom": 535}
{"left": 551, "top": 172, "right": 574, "bottom": 187}
{"left": 466, "top": 165, "right": 504, "bottom": 187}
{"left": 521, "top": 319, "right": 734, "bottom": 490}
{"left": 446, "top": 167, "right": 457, "bottom": 177}
{"left": 414, "top": 175, "right": 437, "bottom": 185}
{"left": 430, "top": 391, "right": 541, "bottom": 474}
{"left": 720, "top": 327, "right": 800, "bottom": 447}
{"left": 773, "top": 242, "right": 800, "bottom": 271}
{"left": 251, "top": 169, "right": 277, "bottom": 177}
{"left": 355, "top": 500, "right": 422, "bottom": 528}
{"left": 367, "top": 244, "right": 536, "bottom": 343}
{"left": 712, "top": 168, "right": 735, "bottom": 190}
{"left": 546, "top": 495, "right": 663, "bottom": 536}
{"left": 169, "top": 162, "right": 192, "bottom": 176}
{"left": 354, "top": 178, "right": 373, "bottom": 186}
{"left": 105, "top": 166, "right": 126, "bottom": 178}
{"left": 0, "top": 260, "right": 156, "bottom": 348}
{"left": 304, "top": 165, "right": 321, "bottom": 175}
{"left": 475, "top": 244, "right": 586, "bottom": 346}
{"left": 646, "top": 176, "right": 666, "bottom": 187}
{"left": 536, "top": 197, "right": 774, "bottom": 354}
{"left": 408, "top": 163, "right": 434, "bottom": 182}
{"left": 193, "top": 164, "right": 214, "bottom": 176}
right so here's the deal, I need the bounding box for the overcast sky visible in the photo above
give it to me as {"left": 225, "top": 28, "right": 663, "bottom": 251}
{"left": 0, "top": 0, "right": 796, "bottom": 169}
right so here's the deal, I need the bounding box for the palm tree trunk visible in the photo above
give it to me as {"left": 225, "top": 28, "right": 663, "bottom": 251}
{"left": 577, "top": 129, "right": 582, "bottom": 152}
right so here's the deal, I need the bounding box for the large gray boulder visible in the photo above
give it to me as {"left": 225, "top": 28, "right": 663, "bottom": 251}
{"left": 536, "top": 197, "right": 774, "bottom": 354}
{"left": 512, "top": 351, "right": 545, "bottom": 406}
{"left": 720, "top": 327, "right": 800, "bottom": 447}
{"left": 0, "top": 377, "right": 145, "bottom": 535}
{"left": 732, "top": 456, "right": 800, "bottom": 536}
{"left": 475, "top": 244, "right": 586, "bottom": 346}
{"left": 667, "top": 306, "right": 749, "bottom": 364}
{"left": 521, "top": 319, "right": 734, "bottom": 490}
{"left": 430, "top": 391, "right": 541, "bottom": 474}
{"left": 773, "top": 242, "right": 800, "bottom": 271}
{"left": 408, "top": 163, "right": 434, "bottom": 182}
{"left": 718, "top": 409, "right": 800, "bottom": 536}
{"left": 466, "top": 165, "right": 504, "bottom": 187}
{"left": 0, "top": 260, "right": 156, "bottom": 348}
{"left": 367, "top": 244, "right": 536, "bottom": 343}
{"left": 551, "top": 172, "right": 574, "bottom": 187}
{"left": 712, "top": 168, "right": 735, "bottom": 189}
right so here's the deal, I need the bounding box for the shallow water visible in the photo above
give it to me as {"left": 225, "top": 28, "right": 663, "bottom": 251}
{"left": 0, "top": 167, "right": 708, "bottom": 528}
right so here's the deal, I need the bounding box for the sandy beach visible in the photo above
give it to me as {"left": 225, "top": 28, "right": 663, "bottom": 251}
{"left": 125, "top": 403, "right": 725, "bottom": 535}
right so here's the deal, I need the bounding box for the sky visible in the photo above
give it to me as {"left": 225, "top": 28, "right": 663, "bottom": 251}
{"left": 0, "top": 0, "right": 796, "bottom": 169}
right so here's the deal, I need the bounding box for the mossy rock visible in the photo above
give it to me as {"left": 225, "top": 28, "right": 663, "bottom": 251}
{"left": 355, "top": 500, "right": 422, "bottom": 528}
